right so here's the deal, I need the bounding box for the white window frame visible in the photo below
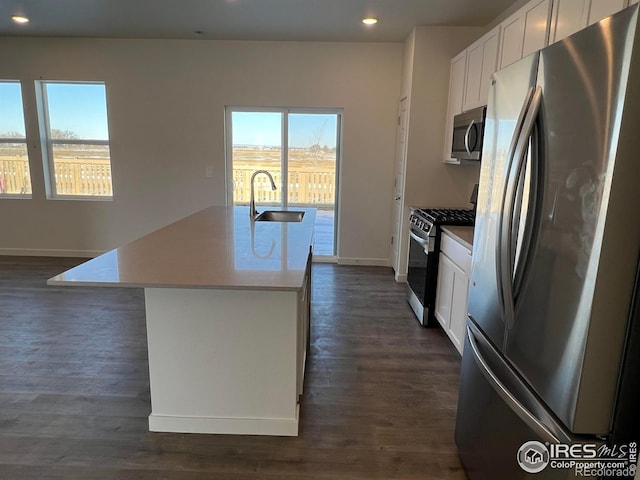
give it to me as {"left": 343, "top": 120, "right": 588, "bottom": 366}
{"left": 224, "top": 106, "right": 342, "bottom": 208}
{"left": 0, "top": 80, "right": 32, "bottom": 198}
{"left": 37, "top": 80, "right": 113, "bottom": 200}
{"left": 224, "top": 106, "right": 343, "bottom": 259}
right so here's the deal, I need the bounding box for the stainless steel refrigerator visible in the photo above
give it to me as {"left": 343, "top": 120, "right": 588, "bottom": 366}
{"left": 455, "top": 5, "right": 640, "bottom": 479}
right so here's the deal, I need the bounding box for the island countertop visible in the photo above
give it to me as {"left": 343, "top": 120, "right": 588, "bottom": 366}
{"left": 48, "top": 206, "right": 316, "bottom": 291}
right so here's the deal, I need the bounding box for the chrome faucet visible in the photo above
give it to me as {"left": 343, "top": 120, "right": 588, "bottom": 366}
{"left": 249, "top": 170, "right": 277, "bottom": 218}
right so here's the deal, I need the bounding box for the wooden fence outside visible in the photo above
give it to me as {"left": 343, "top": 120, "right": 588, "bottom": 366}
{"left": 232, "top": 168, "right": 335, "bottom": 205}
{"left": 0, "top": 156, "right": 335, "bottom": 205}
{"left": 53, "top": 157, "right": 113, "bottom": 197}
{"left": 0, "top": 158, "right": 31, "bottom": 195}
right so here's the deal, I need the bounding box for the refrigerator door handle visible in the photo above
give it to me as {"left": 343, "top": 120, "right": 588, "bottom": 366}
{"left": 512, "top": 94, "right": 544, "bottom": 301}
{"left": 499, "top": 86, "right": 543, "bottom": 330}
{"left": 495, "top": 87, "right": 535, "bottom": 325}
{"left": 465, "top": 325, "right": 567, "bottom": 444}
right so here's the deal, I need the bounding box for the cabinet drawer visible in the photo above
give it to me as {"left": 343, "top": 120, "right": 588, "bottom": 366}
{"left": 441, "top": 233, "right": 472, "bottom": 273}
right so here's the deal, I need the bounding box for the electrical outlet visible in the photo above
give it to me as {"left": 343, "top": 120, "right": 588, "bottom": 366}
{"left": 205, "top": 166, "right": 213, "bottom": 178}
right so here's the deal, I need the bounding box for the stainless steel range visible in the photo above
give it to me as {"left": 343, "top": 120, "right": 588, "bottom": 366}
{"left": 407, "top": 207, "right": 475, "bottom": 326}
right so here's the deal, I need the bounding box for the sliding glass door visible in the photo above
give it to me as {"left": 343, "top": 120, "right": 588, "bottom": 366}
{"left": 226, "top": 107, "right": 341, "bottom": 257}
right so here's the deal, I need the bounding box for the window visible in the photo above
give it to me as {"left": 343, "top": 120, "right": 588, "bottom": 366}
{"left": 39, "top": 81, "right": 113, "bottom": 198}
{"left": 226, "top": 107, "right": 341, "bottom": 257}
{"left": 0, "top": 81, "right": 32, "bottom": 197}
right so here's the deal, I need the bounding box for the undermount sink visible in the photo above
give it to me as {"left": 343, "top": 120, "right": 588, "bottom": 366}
{"left": 254, "top": 210, "right": 305, "bottom": 222}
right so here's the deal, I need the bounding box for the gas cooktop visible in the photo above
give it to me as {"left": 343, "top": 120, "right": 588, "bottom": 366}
{"left": 413, "top": 208, "right": 476, "bottom": 226}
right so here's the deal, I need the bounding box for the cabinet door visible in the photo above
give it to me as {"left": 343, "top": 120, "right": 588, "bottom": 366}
{"left": 449, "top": 259, "right": 470, "bottom": 355}
{"left": 463, "top": 41, "right": 484, "bottom": 111}
{"left": 498, "top": 12, "right": 524, "bottom": 69}
{"left": 435, "top": 251, "right": 469, "bottom": 355}
{"left": 499, "top": 0, "right": 552, "bottom": 69}
{"left": 550, "top": 0, "right": 589, "bottom": 43}
{"left": 522, "top": 0, "right": 552, "bottom": 57}
{"left": 463, "top": 27, "right": 500, "bottom": 111}
{"left": 296, "top": 253, "right": 311, "bottom": 397}
{"left": 478, "top": 29, "right": 500, "bottom": 108}
{"left": 449, "top": 51, "right": 467, "bottom": 117}
{"left": 587, "top": 0, "right": 628, "bottom": 25}
{"left": 435, "top": 253, "right": 455, "bottom": 330}
{"left": 442, "top": 50, "right": 467, "bottom": 162}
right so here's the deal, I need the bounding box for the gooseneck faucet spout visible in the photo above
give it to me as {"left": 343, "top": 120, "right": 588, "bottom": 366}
{"left": 249, "top": 170, "right": 277, "bottom": 219}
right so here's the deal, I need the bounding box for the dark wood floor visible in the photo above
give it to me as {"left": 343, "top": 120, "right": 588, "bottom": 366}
{"left": 0, "top": 257, "right": 467, "bottom": 479}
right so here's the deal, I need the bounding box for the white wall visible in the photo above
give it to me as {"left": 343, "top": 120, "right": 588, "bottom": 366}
{"left": 0, "top": 37, "right": 402, "bottom": 262}
{"left": 394, "top": 26, "right": 484, "bottom": 277}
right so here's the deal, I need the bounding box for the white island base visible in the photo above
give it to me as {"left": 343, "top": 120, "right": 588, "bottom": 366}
{"left": 47, "top": 206, "right": 315, "bottom": 437}
{"left": 145, "top": 286, "right": 307, "bottom": 436}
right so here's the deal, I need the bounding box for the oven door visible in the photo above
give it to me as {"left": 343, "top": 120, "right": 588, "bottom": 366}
{"left": 407, "top": 228, "right": 432, "bottom": 324}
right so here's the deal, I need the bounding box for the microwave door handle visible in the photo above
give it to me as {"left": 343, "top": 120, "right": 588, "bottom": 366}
{"left": 464, "top": 120, "right": 475, "bottom": 156}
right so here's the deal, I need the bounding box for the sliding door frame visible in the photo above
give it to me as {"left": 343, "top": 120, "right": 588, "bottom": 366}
{"left": 224, "top": 106, "right": 342, "bottom": 258}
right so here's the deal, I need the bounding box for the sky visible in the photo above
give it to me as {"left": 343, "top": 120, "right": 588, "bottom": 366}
{"left": 45, "top": 83, "right": 109, "bottom": 140}
{"left": 0, "top": 82, "right": 109, "bottom": 139}
{"left": 232, "top": 112, "right": 338, "bottom": 148}
{"left": 0, "top": 82, "right": 27, "bottom": 136}
{"left": 2, "top": 81, "right": 337, "bottom": 146}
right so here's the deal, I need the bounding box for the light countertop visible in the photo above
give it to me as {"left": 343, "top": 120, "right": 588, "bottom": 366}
{"left": 48, "top": 206, "right": 316, "bottom": 291}
{"left": 442, "top": 226, "right": 474, "bottom": 251}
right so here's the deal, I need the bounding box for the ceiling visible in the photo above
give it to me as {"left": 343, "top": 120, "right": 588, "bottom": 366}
{"left": 2, "top": 0, "right": 520, "bottom": 42}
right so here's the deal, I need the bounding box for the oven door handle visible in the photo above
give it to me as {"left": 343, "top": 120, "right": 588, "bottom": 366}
{"left": 409, "top": 230, "right": 431, "bottom": 253}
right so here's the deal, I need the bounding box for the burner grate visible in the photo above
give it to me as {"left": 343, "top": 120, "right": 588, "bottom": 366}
{"left": 416, "top": 208, "right": 476, "bottom": 226}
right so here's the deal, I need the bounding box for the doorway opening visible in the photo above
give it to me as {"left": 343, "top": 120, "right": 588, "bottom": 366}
{"left": 226, "top": 107, "right": 341, "bottom": 258}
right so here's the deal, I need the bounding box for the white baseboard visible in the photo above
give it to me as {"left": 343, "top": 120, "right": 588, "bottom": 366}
{"left": 148, "top": 411, "right": 299, "bottom": 436}
{"left": 395, "top": 273, "right": 407, "bottom": 283}
{"left": 0, "top": 248, "right": 104, "bottom": 258}
{"left": 312, "top": 255, "right": 337, "bottom": 263}
{"left": 337, "top": 257, "right": 390, "bottom": 267}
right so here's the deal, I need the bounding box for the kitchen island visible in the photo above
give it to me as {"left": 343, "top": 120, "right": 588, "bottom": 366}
{"left": 48, "top": 206, "right": 315, "bottom": 436}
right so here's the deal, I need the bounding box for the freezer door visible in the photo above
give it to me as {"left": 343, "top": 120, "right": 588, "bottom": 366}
{"left": 456, "top": 321, "right": 579, "bottom": 480}
{"left": 503, "top": 6, "right": 640, "bottom": 435}
{"left": 467, "top": 52, "right": 539, "bottom": 349}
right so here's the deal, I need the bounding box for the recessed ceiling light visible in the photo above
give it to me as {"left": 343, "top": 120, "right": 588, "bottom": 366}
{"left": 12, "top": 15, "right": 29, "bottom": 24}
{"left": 362, "top": 18, "right": 378, "bottom": 25}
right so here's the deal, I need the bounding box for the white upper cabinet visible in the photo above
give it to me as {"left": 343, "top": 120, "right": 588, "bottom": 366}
{"left": 443, "top": 27, "right": 500, "bottom": 163}
{"left": 442, "top": 0, "right": 638, "bottom": 165}
{"left": 442, "top": 50, "right": 468, "bottom": 163}
{"left": 549, "top": 0, "right": 588, "bottom": 42}
{"left": 498, "top": 0, "right": 552, "bottom": 69}
{"left": 587, "top": 0, "right": 629, "bottom": 25}
{"left": 551, "top": 0, "right": 631, "bottom": 44}
{"left": 449, "top": 50, "right": 468, "bottom": 118}
{"left": 463, "top": 26, "right": 500, "bottom": 112}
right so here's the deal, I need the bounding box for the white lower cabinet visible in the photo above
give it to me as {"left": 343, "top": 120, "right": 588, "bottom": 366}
{"left": 297, "top": 252, "right": 312, "bottom": 397}
{"left": 435, "top": 233, "right": 472, "bottom": 355}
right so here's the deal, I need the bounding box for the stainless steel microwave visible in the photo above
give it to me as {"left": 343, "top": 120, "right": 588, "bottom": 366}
{"left": 451, "top": 106, "right": 486, "bottom": 161}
